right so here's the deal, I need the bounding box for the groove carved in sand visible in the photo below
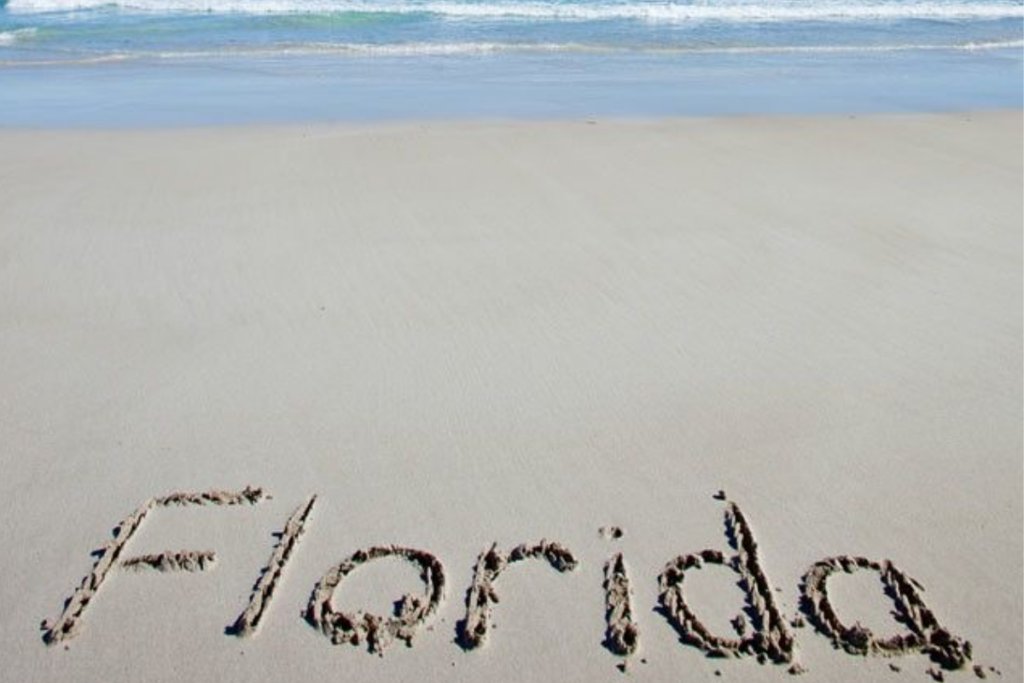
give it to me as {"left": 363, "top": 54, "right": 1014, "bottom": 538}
{"left": 230, "top": 495, "right": 317, "bottom": 637}
{"left": 42, "top": 499, "right": 154, "bottom": 645}
{"left": 603, "top": 552, "right": 639, "bottom": 657}
{"left": 458, "top": 540, "right": 579, "bottom": 650}
{"left": 42, "top": 486, "right": 267, "bottom": 645}
{"left": 658, "top": 500, "right": 796, "bottom": 666}
{"left": 800, "top": 556, "right": 972, "bottom": 671}
{"left": 306, "top": 546, "right": 446, "bottom": 654}
{"left": 156, "top": 486, "right": 267, "bottom": 507}
{"left": 121, "top": 550, "right": 217, "bottom": 572}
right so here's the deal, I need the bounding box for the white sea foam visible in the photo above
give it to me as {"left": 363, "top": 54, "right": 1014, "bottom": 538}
{"left": 685, "top": 38, "right": 1024, "bottom": 54}
{"left": 0, "top": 28, "right": 39, "bottom": 45}
{"left": 170, "top": 38, "right": 1024, "bottom": 56}
{"left": 3, "top": 38, "right": 1020, "bottom": 66}
{"left": 5, "top": 0, "right": 1024, "bottom": 21}
{"left": 153, "top": 41, "right": 597, "bottom": 57}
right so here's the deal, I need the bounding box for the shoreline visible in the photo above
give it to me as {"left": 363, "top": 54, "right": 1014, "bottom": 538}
{"left": 1, "top": 45, "right": 1021, "bottom": 127}
{"left": 0, "top": 106, "right": 1019, "bottom": 134}
{"left": 1, "top": 111, "right": 1021, "bottom": 682}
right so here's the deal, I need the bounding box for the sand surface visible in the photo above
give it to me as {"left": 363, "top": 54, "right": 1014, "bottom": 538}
{"left": 0, "top": 113, "right": 1020, "bottom": 682}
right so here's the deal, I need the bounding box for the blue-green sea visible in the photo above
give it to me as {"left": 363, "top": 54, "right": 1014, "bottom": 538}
{"left": 1, "top": 0, "right": 1021, "bottom": 125}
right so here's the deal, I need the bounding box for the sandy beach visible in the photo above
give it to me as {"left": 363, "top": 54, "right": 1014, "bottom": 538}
{"left": 0, "top": 112, "right": 1020, "bottom": 682}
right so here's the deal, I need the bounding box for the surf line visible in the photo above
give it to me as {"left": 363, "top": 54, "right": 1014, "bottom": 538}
{"left": 41, "top": 486, "right": 976, "bottom": 676}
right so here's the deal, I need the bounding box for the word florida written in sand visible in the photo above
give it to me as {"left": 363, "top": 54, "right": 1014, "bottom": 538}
{"left": 42, "top": 487, "right": 978, "bottom": 677}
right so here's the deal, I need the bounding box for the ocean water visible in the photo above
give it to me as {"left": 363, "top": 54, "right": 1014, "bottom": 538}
{"left": 0, "top": 0, "right": 1021, "bottom": 125}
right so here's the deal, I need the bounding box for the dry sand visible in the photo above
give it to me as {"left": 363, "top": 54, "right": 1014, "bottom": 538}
{"left": 0, "top": 112, "right": 1020, "bottom": 682}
